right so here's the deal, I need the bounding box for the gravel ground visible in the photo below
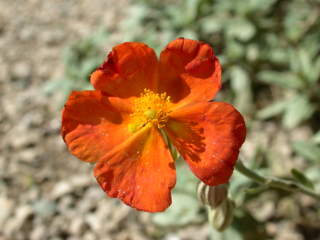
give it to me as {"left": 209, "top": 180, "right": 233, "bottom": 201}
{"left": 0, "top": 1, "right": 156, "bottom": 239}
{"left": 0, "top": 1, "right": 210, "bottom": 239}
{"left": 0, "top": 1, "right": 318, "bottom": 239}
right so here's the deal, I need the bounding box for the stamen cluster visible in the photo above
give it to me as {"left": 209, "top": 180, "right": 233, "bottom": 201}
{"left": 128, "top": 89, "right": 172, "bottom": 132}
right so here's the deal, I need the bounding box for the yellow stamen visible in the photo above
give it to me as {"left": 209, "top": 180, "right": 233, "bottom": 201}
{"left": 128, "top": 89, "right": 172, "bottom": 133}
{"left": 144, "top": 109, "right": 157, "bottom": 119}
{"left": 128, "top": 123, "right": 142, "bottom": 133}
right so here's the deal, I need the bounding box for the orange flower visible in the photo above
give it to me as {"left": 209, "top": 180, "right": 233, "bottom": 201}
{"left": 61, "top": 38, "right": 246, "bottom": 212}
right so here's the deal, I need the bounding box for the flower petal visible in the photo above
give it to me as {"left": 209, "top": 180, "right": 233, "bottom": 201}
{"left": 90, "top": 42, "right": 158, "bottom": 98}
{"left": 94, "top": 127, "right": 176, "bottom": 212}
{"left": 165, "top": 102, "right": 246, "bottom": 186}
{"left": 61, "top": 90, "right": 133, "bottom": 162}
{"left": 158, "top": 38, "right": 221, "bottom": 105}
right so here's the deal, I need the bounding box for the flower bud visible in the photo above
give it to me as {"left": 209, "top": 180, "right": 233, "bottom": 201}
{"left": 197, "top": 182, "right": 228, "bottom": 208}
{"left": 208, "top": 199, "right": 235, "bottom": 232}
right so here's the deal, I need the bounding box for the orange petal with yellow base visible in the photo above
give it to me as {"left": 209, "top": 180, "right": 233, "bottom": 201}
{"left": 90, "top": 42, "right": 158, "bottom": 98}
{"left": 61, "top": 90, "right": 133, "bottom": 162}
{"left": 165, "top": 101, "right": 246, "bottom": 186}
{"left": 94, "top": 126, "right": 176, "bottom": 212}
{"left": 158, "top": 38, "right": 221, "bottom": 106}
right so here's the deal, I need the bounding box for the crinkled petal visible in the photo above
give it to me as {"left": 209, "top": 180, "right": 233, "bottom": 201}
{"left": 90, "top": 42, "right": 158, "bottom": 98}
{"left": 94, "top": 126, "right": 176, "bottom": 212}
{"left": 158, "top": 38, "right": 221, "bottom": 106}
{"left": 165, "top": 102, "right": 246, "bottom": 186}
{"left": 61, "top": 90, "right": 133, "bottom": 162}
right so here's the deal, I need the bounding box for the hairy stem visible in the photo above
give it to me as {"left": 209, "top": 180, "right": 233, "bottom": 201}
{"left": 235, "top": 160, "right": 320, "bottom": 201}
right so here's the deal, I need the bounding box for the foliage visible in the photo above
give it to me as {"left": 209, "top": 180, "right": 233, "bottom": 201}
{"left": 123, "top": 0, "right": 320, "bottom": 128}
{"left": 117, "top": 2, "right": 320, "bottom": 236}
{"left": 152, "top": 163, "right": 204, "bottom": 227}
{"left": 51, "top": 0, "right": 320, "bottom": 127}
{"left": 44, "top": 29, "right": 109, "bottom": 99}
{"left": 54, "top": 0, "right": 320, "bottom": 238}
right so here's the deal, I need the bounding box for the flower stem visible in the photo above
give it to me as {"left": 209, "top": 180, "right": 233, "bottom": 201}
{"left": 235, "top": 160, "right": 320, "bottom": 201}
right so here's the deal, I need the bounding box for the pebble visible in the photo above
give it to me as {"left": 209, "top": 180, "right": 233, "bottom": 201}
{"left": 57, "top": 195, "right": 73, "bottom": 212}
{"left": 22, "top": 111, "right": 44, "bottom": 128}
{"left": 15, "top": 205, "right": 33, "bottom": 225}
{"left": 251, "top": 201, "right": 275, "bottom": 221}
{"left": 17, "top": 149, "right": 39, "bottom": 163}
{"left": 51, "top": 181, "right": 73, "bottom": 199}
{"left": 164, "top": 234, "right": 181, "bottom": 240}
{"left": 51, "top": 175, "right": 92, "bottom": 199}
{"left": 276, "top": 222, "right": 303, "bottom": 240}
{"left": 0, "top": 62, "right": 9, "bottom": 83}
{"left": 12, "top": 61, "right": 32, "bottom": 80}
{"left": 83, "top": 232, "right": 97, "bottom": 240}
{"left": 70, "top": 175, "right": 92, "bottom": 188}
{"left": 78, "top": 198, "right": 95, "bottom": 214}
{"left": 8, "top": 131, "right": 39, "bottom": 149}
{"left": 33, "top": 199, "right": 57, "bottom": 218}
{"left": 30, "top": 225, "right": 47, "bottom": 240}
{"left": 41, "top": 29, "right": 65, "bottom": 45}
{"left": 0, "top": 196, "right": 14, "bottom": 226}
{"left": 4, "top": 205, "right": 33, "bottom": 236}
{"left": 85, "top": 213, "right": 101, "bottom": 232}
{"left": 84, "top": 187, "right": 104, "bottom": 200}
{"left": 19, "top": 26, "right": 36, "bottom": 41}
{"left": 69, "top": 218, "right": 86, "bottom": 235}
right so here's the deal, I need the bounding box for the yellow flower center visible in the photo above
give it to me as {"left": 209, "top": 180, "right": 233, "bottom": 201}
{"left": 128, "top": 89, "right": 172, "bottom": 133}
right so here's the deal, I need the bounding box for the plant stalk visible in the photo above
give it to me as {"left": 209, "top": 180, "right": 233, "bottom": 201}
{"left": 235, "top": 160, "right": 320, "bottom": 201}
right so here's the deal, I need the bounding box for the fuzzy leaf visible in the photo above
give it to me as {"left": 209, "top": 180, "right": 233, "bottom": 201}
{"left": 291, "top": 168, "right": 314, "bottom": 189}
{"left": 230, "top": 66, "right": 253, "bottom": 114}
{"left": 226, "top": 19, "right": 256, "bottom": 41}
{"left": 257, "top": 100, "right": 288, "bottom": 119}
{"left": 292, "top": 141, "right": 320, "bottom": 163}
{"left": 152, "top": 193, "right": 202, "bottom": 226}
{"left": 312, "top": 131, "right": 320, "bottom": 144}
{"left": 258, "top": 71, "right": 304, "bottom": 89}
{"left": 282, "top": 95, "right": 315, "bottom": 128}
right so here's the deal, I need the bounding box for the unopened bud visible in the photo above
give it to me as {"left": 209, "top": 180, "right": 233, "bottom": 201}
{"left": 208, "top": 199, "right": 235, "bottom": 232}
{"left": 197, "top": 182, "right": 228, "bottom": 208}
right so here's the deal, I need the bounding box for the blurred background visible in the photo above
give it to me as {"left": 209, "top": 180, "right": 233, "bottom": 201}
{"left": 0, "top": 0, "right": 320, "bottom": 239}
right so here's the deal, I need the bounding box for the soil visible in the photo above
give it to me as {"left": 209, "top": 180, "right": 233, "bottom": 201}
{"left": 0, "top": 1, "right": 318, "bottom": 240}
{"left": 0, "top": 1, "right": 155, "bottom": 239}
